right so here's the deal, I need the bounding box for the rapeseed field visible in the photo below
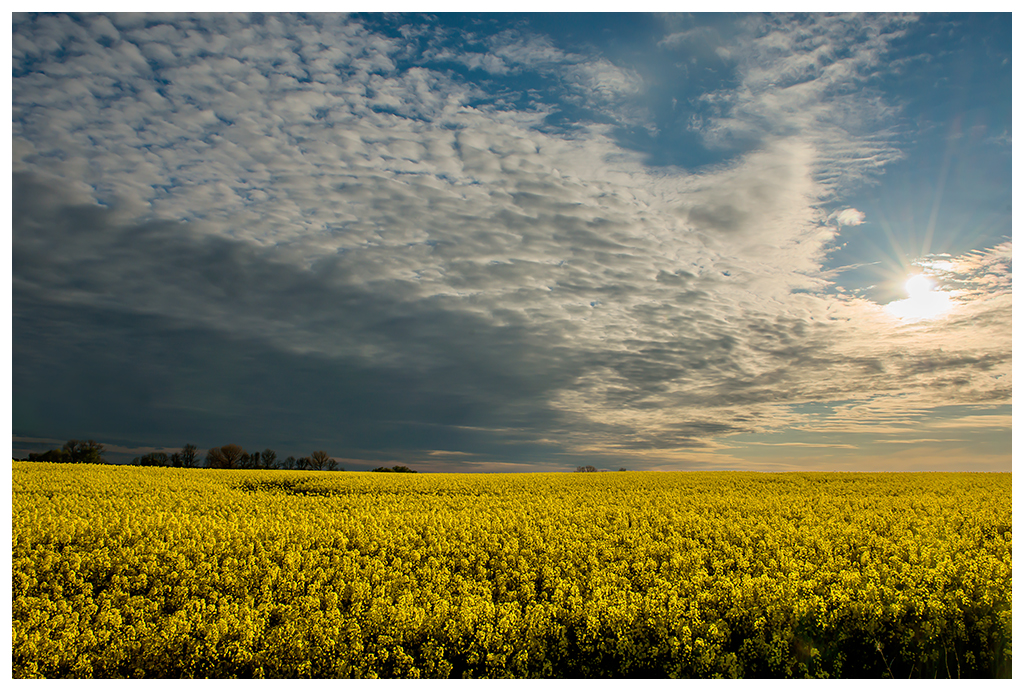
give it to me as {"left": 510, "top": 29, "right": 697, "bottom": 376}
{"left": 12, "top": 463, "right": 1011, "bottom": 678}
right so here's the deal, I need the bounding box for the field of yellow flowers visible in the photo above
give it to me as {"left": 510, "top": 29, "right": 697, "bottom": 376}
{"left": 12, "top": 462, "right": 1011, "bottom": 678}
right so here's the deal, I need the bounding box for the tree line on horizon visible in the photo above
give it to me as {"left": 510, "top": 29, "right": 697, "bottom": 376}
{"left": 17, "top": 441, "right": 630, "bottom": 474}
{"left": 16, "top": 440, "right": 418, "bottom": 473}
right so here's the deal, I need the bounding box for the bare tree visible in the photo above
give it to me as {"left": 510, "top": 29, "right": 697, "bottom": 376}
{"left": 259, "top": 449, "right": 277, "bottom": 469}
{"left": 576, "top": 465, "right": 598, "bottom": 473}
{"left": 180, "top": 444, "right": 199, "bottom": 468}
{"left": 310, "top": 450, "right": 330, "bottom": 471}
{"left": 206, "top": 444, "right": 247, "bottom": 469}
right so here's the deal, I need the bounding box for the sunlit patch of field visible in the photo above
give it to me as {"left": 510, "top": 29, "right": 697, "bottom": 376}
{"left": 12, "top": 463, "right": 1011, "bottom": 678}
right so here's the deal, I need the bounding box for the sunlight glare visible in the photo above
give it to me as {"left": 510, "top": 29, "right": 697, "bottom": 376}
{"left": 884, "top": 273, "right": 952, "bottom": 320}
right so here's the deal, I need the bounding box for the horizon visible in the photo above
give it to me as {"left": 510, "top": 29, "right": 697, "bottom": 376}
{"left": 11, "top": 454, "right": 1012, "bottom": 474}
{"left": 11, "top": 12, "right": 1012, "bottom": 473}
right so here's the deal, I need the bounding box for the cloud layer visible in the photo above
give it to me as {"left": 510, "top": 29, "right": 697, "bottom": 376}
{"left": 12, "top": 13, "right": 1011, "bottom": 469}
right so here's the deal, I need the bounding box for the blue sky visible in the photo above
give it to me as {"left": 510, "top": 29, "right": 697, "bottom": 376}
{"left": 11, "top": 12, "right": 1011, "bottom": 471}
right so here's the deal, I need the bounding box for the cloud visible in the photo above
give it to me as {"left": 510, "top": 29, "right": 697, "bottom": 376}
{"left": 693, "top": 14, "right": 911, "bottom": 191}
{"left": 872, "top": 438, "right": 966, "bottom": 444}
{"left": 12, "top": 435, "right": 67, "bottom": 446}
{"left": 435, "top": 48, "right": 509, "bottom": 75}
{"left": 658, "top": 26, "right": 722, "bottom": 51}
{"left": 924, "top": 415, "right": 1012, "bottom": 431}
{"left": 738, "top": 441, "right": 859, "bottom": 449}
{"left": 11, "top": 14, "right": 1010, "bottom": 468}
{"left": 832, "top": 208, "right": 867, "bottom": 226}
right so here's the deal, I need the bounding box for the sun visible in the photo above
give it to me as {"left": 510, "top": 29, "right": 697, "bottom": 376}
{"left": 884, "top": 274, "right": 952, "bottom": 320}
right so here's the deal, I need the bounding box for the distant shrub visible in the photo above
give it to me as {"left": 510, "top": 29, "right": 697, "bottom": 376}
{"left": 372, "top": 465, "right": 417, "bottom": 473}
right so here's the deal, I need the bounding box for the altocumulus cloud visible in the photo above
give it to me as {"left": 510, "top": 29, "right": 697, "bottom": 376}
{"left": 12, "top": 13, "right": 1011, "bottom": 470}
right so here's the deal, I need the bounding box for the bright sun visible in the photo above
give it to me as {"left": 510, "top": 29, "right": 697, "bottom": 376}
{"left": 884, "top": 274, "right": 952, "bottom": 320}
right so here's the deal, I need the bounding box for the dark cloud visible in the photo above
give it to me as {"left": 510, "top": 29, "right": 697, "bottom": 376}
{"left": 11, "top": 171, "right": 785, "bottom": 462}
{"left": 13, "top": 186, "right": 587, "bottom": 467}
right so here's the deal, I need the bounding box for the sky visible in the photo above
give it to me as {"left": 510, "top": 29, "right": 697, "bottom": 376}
{"left": 9, "top": 11, "right": 1013, "bottom": 472}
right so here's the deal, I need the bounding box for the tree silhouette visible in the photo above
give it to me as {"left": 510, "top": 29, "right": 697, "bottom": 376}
{"left": 310, "top": 450, "right": 330, "bottom": 471}
{"left": 133, "top": 452, "right": 168, "bottom": 466}
{"left": 28, "top": 449, "right": 68, "bottom": 463}
{"left": 259, "top": 449, "right": 278, "bottom": 469}
{"left": 24, "top": 440, "right": 104, "bottom": 464}
{"left": 206, "top": 444, "right": 247, "bottom": 469}
{"left": 180, "top": 444, "right": 199, "bottom": 468}
{"left": 63, "top": 440, "right": 105, "bottom": 464}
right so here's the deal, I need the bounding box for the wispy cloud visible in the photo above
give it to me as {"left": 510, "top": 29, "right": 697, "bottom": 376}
{"left": 690, "top": 14, "right": 911, "bottom": 189}
{"left": 739, "top": 441, "right": 860, "bottom": 449}
{"left": 924, "top": 415, "right": 1012, "bottom": 430}
{"left": 872, "top": 438, "right": 966, "bottom": 444}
